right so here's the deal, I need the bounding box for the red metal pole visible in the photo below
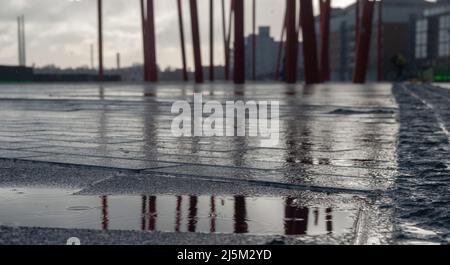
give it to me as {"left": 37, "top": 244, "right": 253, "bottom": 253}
{"left": 141, "top": 0, "right": 149, "bottom": 81}
{"left": 233, "top": 0, "right": 245, "bottom": 84}
{"left": 274, "top": 10, "right": 287, "bottom": 81}
{"left": 146, "top": 0, "right": 158, "bottom": 82}
{"left": 354, "top": 0, "right": 360, "bottom": 81}
{"left": 285, "top": 0, "right": 297, "bottom": 84}
{"left": 221, "top": 0, "right": 228, "bottom": 80}
{"left": 252, "top": 0, "right": 256, "bottom": 81}
{"left": 355, "top": 0, "right": 360, "bottom": 44}
{"left": 189, "top": 0, "right": 204, "bottom": 83}
{"left": 177, "top": 0, "right": 188, "bottom": 81}
{"left": 320, "top": 0, "right": 331, "bottom": 82}
{"left": 300, "top": 0, "right": 320, "bottom": 84}
{"left": 225, "top": 0, "right": 235, "bottom": 81}
{"left": 377, "top": 0, "right": 383, "bottom": 82}
{"left": 353, "top": 0, "right": 375, "bottom": 84}
{"left": 297, "top": 2, "right": 302, "bottom": 40}
{"left": 97, "top": 0, "right": 104, "bottom": 81}
{"left": 210, "top": 0, "right": 214, "bottom": 81}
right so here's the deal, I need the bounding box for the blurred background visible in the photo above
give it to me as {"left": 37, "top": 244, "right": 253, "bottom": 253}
{"left": 0, "top": 0, "right": 448, "bottom": 82}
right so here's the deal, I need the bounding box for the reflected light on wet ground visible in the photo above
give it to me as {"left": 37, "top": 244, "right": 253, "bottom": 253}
{"left": 0, "top": 83, "right": 401, "bottom": 242}
{"left": 0, "top": 83, "right": 399, "bottom": 192}
{"left": 0, "top": 188, "right": 357, "bottom": 236}
{"left": 1, "top": 83, "right": 450, "bottom": 243}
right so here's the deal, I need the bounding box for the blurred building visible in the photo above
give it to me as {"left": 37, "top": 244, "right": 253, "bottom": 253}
{"left": 245, "top": 26, "right": 303, "bottom": 81}
{"left": 319, "top": 0, "right": 432, "bottom": 81}
{"left": 0, "top": 65, "right": 33, "bottom": 82}
{"left": 245, "top": 26, "right": 278, "bottom": 80}
{"left": 0, "top": 65, "right": 120, "bottom": 83}
{"left": 413, "top": 0, "right": 450, "bottom": 81}
{"left": 34, "top": 66, "right": 120, "bottom": 82}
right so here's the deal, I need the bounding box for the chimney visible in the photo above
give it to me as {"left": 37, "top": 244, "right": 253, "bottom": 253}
{"left": 17, "top": 16, "right": 22, "bottom": 66}
{"left": 90, "top": 44, "right": 94, "bottom": 69}
{"left": 22, "top": 16, "right": 26, "bottom": 66}
{"left": 17, "top": 16, "right": 26, "bottom": 66}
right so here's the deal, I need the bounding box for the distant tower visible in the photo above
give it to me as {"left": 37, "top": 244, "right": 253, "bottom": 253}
{"left": 116, "top": 52, "right": 121, "bottom": 70}
{"left": 97, "top": 0, "right": 104, "bottom": 81}
{"left": 22, "top": 16, "right": 26, "bottom": 66}
{"left": 17, "top": 15, "right": 26, "bottom": 66}
{"left": 17, "top": 17, "right": 22, "bottom": 66}
{"left": 90, "top": 44, "right": 94, "bottom": 69}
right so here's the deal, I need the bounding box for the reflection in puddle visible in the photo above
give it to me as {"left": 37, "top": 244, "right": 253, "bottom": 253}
{"left": 0, "top": 188, "right": 357, "bottom": 236}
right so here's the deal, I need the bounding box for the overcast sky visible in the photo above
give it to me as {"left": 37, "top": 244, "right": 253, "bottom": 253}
{"left": 0, "top": 0, "right": 357, "bottom": 69}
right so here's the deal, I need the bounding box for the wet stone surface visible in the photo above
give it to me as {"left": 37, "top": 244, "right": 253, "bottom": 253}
{"left": 0, "top": 83, "right": 448, "bottom": 244}
{"left": 392, "top": 84, "right": 450, "bottom": 244}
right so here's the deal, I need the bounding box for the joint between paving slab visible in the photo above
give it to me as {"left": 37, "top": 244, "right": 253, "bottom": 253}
{"left": 143, "top": 170, "right": 384, "bottom": 196}
{"left": 13, "top": 157, "right": 143, "bottom": 173}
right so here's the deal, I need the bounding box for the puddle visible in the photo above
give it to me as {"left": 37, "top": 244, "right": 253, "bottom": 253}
{"left": 0, "top": 187, "right": 358, "bottom": 236}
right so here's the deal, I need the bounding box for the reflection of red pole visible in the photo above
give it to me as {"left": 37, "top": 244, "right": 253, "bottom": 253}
{"left": 377, "top": 0, "right": 383, "bottom": 82}
{"left": 233, "top": 0, "right": 245, "bottom": 84}
{"left": 148, "top": 196, "right": 156, "bottom": 231}
{"left": 274, "top": 10, "right": 287, "bottom": 81}
{"left": 320, "top": 0, "right": 331, "bottom": 82}
{"left": 177, "top": 0, "right": 188, "bottom": 81}
{"left": 146, "top": 0, "right": 158, "bottom": 82}
{"left": 285, "top": 0, "right": 297, "bottom": 84}
{"left": 101, "top": 195, "right": 108, "bottom": 230}
{"left": 252, "top": 0, "right": 256, "bottom": 81}
{"left": 97, "top": 0, "right": 104, "bottom": 81}
{"left": 189, "top": 0, "right": 204, "bottom": 83}
{"left": 209, "top": 0, "right": 214, "bottom": 81}
{"left": 284, "top": 197, "right": 309, "bottom": 235}
{"left": 175, "top": 196, "right": 182, "bottom": 232}
{"left": 210, "top": 197, "right": 216, "bottom": 233}
{"left": 234, "top": 196, "right": 248, "bottom": 233}
{"left": 353, "top": 0, "right": 375, "bottom": 84}
{"left": 188, "top": 196, "right": 198, "bottom": 232}
{"left": 326, "top": 208, "right": 333, "bottom": 234}
{"left": 141, "top": 195, "right": 147, "bottom": 230}
{"left": 300, "top": 0, "right": 320, "bottom": 84}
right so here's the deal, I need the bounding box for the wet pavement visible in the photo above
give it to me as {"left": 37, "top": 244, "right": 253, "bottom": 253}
{"left": 0, "top": 82, "right": 449, "bottom": 245}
